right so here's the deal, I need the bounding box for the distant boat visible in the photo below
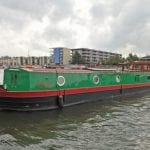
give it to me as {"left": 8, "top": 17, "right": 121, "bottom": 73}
{"left": 0, "top": 62, "right": 150, "bottom": 111}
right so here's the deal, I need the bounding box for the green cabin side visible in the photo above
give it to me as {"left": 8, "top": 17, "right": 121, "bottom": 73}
{"left": 3, "top": 68, "right": 150, "bottom": 91}
{"left": 4, "top": 68, "right": 29, "bottom": 91}
{"left": 3, "top": 68, "right": 58, "bottom": 91}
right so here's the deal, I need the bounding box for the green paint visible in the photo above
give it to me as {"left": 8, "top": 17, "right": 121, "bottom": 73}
{"left": 3, "top": 68, "right": 150, "bottom": 91}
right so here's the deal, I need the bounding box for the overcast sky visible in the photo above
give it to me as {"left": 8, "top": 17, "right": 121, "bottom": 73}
{"left": 0, "top": 0, "right": 150, "bottom": 57}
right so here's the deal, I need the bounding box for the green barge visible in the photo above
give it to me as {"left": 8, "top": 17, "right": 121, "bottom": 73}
{"left": 0, "top": 63, "right": 150, "bottom": 111}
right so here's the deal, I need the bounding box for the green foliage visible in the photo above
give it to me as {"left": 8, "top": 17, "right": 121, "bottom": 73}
{"left": 71, "top": 51, "right": 85, "bottom": 64}
{"left": 102, "top": 53, "right": 139, "bottom": 65}
{"left": 102, "top": 55, "right": 125, "bottom": 65}
{"left": 126, "top": 53, "right": 139, "bottom": 62}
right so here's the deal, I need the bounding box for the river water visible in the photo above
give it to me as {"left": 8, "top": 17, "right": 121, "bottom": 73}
{"left": 0, "top": 71, "right": 150, "bottom": 150}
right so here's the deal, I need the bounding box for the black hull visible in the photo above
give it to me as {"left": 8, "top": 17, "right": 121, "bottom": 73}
{"left": 0, "top": 86, "right": 150, "bottom": 111}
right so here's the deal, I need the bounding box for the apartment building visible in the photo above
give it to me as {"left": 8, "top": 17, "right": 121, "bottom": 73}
{"left": 52, "top": 47, "right": 71, "bottom": 65}
{"left": 71, "top": 48, "right": 122, "bottom": 64}
{"left": 0, "top": 48, "right": 122, "bottom": 66}
{"left": 0, "top": 56, "right": 50, "bottom": 67}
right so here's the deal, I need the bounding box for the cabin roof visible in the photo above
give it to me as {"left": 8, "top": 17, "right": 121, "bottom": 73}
{"left": 22, "top": 67, "right": 93, "bottom": 73}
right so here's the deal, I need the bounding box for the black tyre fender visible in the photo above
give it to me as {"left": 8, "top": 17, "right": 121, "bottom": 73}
{"left": 57, "top": 95, "right": 64, "bottom": 108}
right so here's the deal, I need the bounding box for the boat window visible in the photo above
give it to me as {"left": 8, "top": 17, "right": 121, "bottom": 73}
{"left": 11, "top": 74, "right": 13, "bottom": 83}
{"left": 57, "top": 76, "right": 65, "bottom": 86}
{"left": 11, "top": 73, "right": 17, "bottom": 85}
{"left": 93, "top": 75, "right": 99, "bottom": 84}
{"left": 135, "top": 75, "right": 140, "bottom": 82}
{"left": 116, "top": 75, "right": 121, "bottom": 83}
{"left": 147, "top": 75, "right": 150, "bottom": 80}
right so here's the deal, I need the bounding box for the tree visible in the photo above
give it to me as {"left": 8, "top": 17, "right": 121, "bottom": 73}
{"left": 102, "top": 55, "right": 125, "bottom": 65}
{"left": 71, "top": 51, "right": 85, "bottom": 64}
{"left": 126, "top": 53, "right": 139, "bottom": 62}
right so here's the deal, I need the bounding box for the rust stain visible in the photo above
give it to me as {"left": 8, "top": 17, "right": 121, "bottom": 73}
{"left": 35, "top": 82, "right": 51, "bottom": 88}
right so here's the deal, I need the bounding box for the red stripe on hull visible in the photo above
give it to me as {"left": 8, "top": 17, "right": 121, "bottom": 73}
{"left": 0, "top": 82, "right": 150, "bottom": 98}
{"left": 0, "top": 89, "right": 58, "bottom": 98}
{"left": 65, "top": 85, "right": 121, "bottom": 95}
{"left": 122, "top": 83, "right": 150, "bottom": 89}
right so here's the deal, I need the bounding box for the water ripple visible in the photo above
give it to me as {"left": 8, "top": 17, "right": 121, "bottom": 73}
{"left": 0, "top": 92, "right": 150, "bottom": 149}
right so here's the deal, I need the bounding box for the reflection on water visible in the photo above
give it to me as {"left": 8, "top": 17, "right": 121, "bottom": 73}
{"left": 0, "top": 92, "right": 150, "bottom": 150}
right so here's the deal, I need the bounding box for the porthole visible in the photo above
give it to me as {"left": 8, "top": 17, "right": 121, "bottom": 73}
{"left": 116, "top": 75, "right": 121, "bottom": 83}
{"left": 93, "top": 75, "right": 99, "bottom": 84}
{"left": 57, "top": 76, "right": 65, "bottom": 86}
